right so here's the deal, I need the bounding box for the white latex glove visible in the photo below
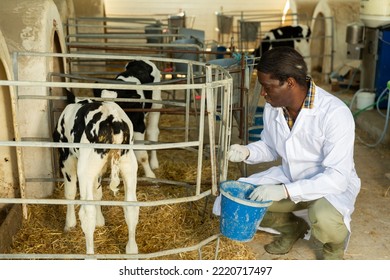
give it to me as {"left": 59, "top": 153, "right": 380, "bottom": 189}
{"left": 212, "top": 194, "right": 222, "bottom": 216}
{"left": 249, "top": 184, "right": 288, "bottom": 201}
{"left": 227, "top": 144, "right": 250, "bottom": 162}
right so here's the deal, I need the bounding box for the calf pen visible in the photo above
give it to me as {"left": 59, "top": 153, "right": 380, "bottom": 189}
{"left": 0, "top": 52, "right": 258, "bottom": 259}
{"left": 63, "top": 15, "right": 261, "bottom": 148}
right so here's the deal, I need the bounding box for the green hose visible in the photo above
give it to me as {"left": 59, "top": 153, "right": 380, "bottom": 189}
{"left": 352, "top": 103, "right": 375, "bottom": 117}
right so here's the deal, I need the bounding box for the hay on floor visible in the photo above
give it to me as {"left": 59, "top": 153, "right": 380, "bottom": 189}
{"left": 9, "top": 184, "right": 255, "bottom": 259}
{"left": 8, "top": 112, "right": 256, "bottom": 259}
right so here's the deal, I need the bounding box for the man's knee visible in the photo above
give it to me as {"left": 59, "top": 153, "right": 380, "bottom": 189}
{"left": 309, "top": 199, "right": 348, "bottom": 244}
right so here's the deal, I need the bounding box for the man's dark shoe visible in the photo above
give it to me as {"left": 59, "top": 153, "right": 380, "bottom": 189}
{"left": 264, "top": 217, "right": 309, "bottom": 255}
{"left": 323, "top": 242, "right": 344, "bottom": 260}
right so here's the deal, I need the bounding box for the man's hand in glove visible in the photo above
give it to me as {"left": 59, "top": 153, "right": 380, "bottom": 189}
{"left": 227, "top": 144, "right": 250, "bottom": 162}
{"left": 249, "top": 184, "right": 288, "bottom": 201}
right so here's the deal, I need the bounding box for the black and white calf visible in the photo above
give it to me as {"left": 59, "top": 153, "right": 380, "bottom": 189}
{"left": 253, "top": 24, "right": 311, "bottom": 70}
{"left": 94, "top": 60, "right": 162, "bottom": 178}
{"left": 53, "top": 91, "right": 139, "bottom": 255}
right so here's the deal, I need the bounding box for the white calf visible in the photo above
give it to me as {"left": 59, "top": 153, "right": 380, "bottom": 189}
{"left": 53, "top": 93, "right": 139, "bottom": 255}
{"left": 93, "top": 60, "right": 162, "bottom": 178}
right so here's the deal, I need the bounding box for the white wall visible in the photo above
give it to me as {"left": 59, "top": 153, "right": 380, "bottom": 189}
{"left": 104, "top": 0, "right": 361, "bottom": 75}
{"left": 104, "top": 0, "right": 287, "bottom": 42}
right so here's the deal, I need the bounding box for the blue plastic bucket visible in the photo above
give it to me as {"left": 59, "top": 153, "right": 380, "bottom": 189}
{"left": 248, "top": 125, "right": 263, "bottom": 142}
{"left": 248, "top": 106, "right": 264, "bottom": 142}
{"left": 216, "top": 46, "right": 227, "bottom": 59}
{"left": 219, "top": 181, "right": 271, "bottom": 242}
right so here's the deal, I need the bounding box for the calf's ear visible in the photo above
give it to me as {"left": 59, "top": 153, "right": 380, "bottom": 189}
{"left": 65, "top": 89, "right": 75, "bottom": 104}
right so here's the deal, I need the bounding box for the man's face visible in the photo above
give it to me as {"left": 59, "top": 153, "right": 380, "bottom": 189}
{"left": 257, "top": 72, "right": 292, "bottom": 108}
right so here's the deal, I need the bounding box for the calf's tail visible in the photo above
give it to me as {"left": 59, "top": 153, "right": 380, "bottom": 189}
{"left": 109, "top": 150, "right": 121, "bottom": 196}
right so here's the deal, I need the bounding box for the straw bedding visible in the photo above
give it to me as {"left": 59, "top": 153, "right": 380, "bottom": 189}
{"left": 8, "top": 113, "right": 257, "bottom": 259}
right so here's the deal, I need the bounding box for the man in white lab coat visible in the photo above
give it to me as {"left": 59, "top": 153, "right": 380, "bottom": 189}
{"left": 228, "top": 47, "right": 361, "bottom": 259}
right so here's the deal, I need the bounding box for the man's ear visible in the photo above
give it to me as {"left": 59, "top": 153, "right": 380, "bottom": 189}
{"left": 287, "top": 77, "right": 295, "bottom": 88}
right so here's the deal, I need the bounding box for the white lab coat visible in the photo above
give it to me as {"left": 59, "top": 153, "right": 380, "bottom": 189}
{"left": 240, "top": 86, "right": 361, "bottom": 232}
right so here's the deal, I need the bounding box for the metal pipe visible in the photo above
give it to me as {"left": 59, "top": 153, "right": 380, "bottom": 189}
{"left": 0, "top": 234, "right": 221, "bottom": 260}
{"left": 1, "top": 50, "right": 234, "bottom": 260}
{"left": 0, "top": 189, "right": 211, "bottom": 207}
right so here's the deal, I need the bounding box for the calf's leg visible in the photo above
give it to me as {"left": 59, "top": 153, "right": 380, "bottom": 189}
{"left": 93, "top": 176, "right": 105, "bottom": 227}
{"left": 61, "top": 155, "right": 78, "bottom": 231}
{"left": 147, "top": 89, "right": 162, "bottom": 170}
{"left": 120, "top": 150, "right": 139, "bottom": 255}
{"left": 134, "top": 131, "right": 156, "bottom": 178}
{"left": 77, "top": 149, "right": 106, "bottom": 254}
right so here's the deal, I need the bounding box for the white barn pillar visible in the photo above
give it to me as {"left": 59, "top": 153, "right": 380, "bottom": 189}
{"left": 0, "top": 0, "right": 67, "bottom": 198}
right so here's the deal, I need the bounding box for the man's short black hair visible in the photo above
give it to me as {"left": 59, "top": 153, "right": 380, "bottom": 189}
{"left": 256, "top": 46, "right": 308, "bottom": 87}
